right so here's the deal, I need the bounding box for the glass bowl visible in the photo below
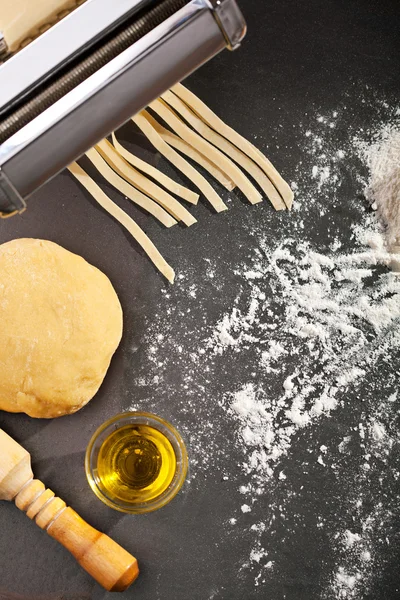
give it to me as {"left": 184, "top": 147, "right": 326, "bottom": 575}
{"left": 85, "top": 412, "right": 188, "bottom": 514}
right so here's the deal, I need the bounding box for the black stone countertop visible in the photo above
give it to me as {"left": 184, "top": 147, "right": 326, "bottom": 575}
{"left": 1, "top": 1, "right": 399, "bottom": 599}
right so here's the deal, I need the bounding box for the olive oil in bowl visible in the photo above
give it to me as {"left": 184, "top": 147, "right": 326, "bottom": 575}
{"left": 86, "top": 413, "right": 188, "bottom": 513}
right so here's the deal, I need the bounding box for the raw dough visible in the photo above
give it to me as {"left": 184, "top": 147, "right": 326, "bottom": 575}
{"left": 0, "top": 238, "right": 123, "bottom": 418}
{"left": 96, "top": 139, "right": 196, "bottom": 227}
{"left": 161, "top": 90, "right": 286, "bottom": 210}
{"left": 149, "top": 99, "right": 263, "bottom": 206}
{"left": 85, "top": 147, "right": 177, "bottom": 228}
{"left": 171, "top": 83, "right": 294, "bottom": 209}
{"left": 133, "top": 111, "right": 227, "bottom": 213}
{"left": 143, "top": 113, "right": 235, "bottom": 192}
{"left": 0, "top": 0, "right": 82, "bottom": 53}
{"left": 68, "top": 162, "right": 175, "bottom": 283}
{"left": 111, "top": 133, "right": 199, "bottom": 205}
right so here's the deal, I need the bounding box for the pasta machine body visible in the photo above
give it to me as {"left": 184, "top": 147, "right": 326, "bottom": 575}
{"left": 0, "top": 0, "right": 246, "bottom": 217}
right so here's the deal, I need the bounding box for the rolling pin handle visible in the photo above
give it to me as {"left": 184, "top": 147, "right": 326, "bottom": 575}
{"left": 0, "top": 428, "right": 138, "bottom": 591}
{"left": 14, "top": 478, "right": 138, "bottom": 591}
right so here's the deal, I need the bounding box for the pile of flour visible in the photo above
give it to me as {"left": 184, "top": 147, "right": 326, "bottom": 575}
{"left": 355, "top": 126, "right": 400, "bottom": 248}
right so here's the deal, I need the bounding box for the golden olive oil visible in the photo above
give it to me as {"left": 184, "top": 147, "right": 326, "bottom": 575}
{"left": 96, "top": 424, "right": 177, "bottom": 505}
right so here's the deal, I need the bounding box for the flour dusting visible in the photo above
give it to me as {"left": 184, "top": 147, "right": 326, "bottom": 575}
{"left": 129, "top": 95, "right": 400, "bottom": 599}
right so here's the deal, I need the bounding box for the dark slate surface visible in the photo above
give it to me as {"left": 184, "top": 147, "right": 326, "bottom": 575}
{"left": 0, "top": 1, "right": 399, "bottom": 599}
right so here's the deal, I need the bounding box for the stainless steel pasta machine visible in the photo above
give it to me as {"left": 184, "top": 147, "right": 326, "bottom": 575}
{"left": 0, "top": 0, "right": 246, "bottom": 218}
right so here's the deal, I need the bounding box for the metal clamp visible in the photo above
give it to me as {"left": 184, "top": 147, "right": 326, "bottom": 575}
{"left": 207, "top": 0, "right": 246, "bottom": 50}
{"left": 0, "top": 168, "right": 26, "bottom": 217}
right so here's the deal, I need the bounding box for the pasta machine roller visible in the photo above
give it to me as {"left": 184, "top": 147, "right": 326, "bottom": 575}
{"left": 0, "top": 0, "right": 246, "bottom": 218}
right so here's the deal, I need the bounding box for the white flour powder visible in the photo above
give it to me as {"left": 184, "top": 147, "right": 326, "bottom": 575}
{"left": 130, "top": 95, "right": 400, "bottom": 599}
{"left": 207, "top": 221, "right": 399, "bottom": 497}
{"left": 355, "top": 126, "right": 400, "bottom": 247}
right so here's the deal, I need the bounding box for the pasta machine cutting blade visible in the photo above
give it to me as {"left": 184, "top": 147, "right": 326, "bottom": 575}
{"left": 0, "top": 0, "right": 246, "bottom": 218}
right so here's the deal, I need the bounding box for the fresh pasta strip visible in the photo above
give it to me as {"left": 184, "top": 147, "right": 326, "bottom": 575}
{"left": 111, "top": 133, "right": 199, "bottom": 205}
{"left": 149, "top": 98, "right": 263, "bottom": 206}
{"left": 68, "top": 163, "right": 175, "bottom": 283}
{"left": 165, "top": 135, "right": 236, "bottom": 192}
{"left": 171, "top": 83, "right": 294, "bottom": 209}
{"left": 143, "top": 113, "right": 235, "bottom": 192}
{"left": 96, "top": 139, "right": 196, "bottom": 227}
{"left": 133, "top": 111, "right": 228, "bottom": 213}
{"left": 161, "top": 90, "right": 285, "bottom": 211}
{"left": 85, "top": 147, "right": 176, "bottom": 228}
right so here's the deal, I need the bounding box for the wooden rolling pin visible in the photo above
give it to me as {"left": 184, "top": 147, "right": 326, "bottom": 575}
{"left": 0, "top": 428, "right": 139, "bottom": 592}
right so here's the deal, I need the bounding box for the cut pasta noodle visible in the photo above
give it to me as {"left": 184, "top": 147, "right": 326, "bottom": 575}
{"left": 163, "top": 133, "right": 235, "bottom": 192}
{"left": 171, "top": 82, "right": 294, "bottom": 209}
{"left": 111, "top": 133, "right": 199, "bottom": 205}
{"left": 143, "top": 113, "right": 235, "bottom": 192}
{"left": 96, "top": 139, "right": 196, "bottom": 227}
{"left": 85, "top": 147, "right": 176, "bottom": 228}
{"left": 149, "top": 98, "right": 263, "bottom": 205}
{"left": 68, "top": 82, "right": 294, "bottom": 281}
{"left": 161, "top": 90, "right": 285, "bottom": 210}
{"left": 133, "top": 111, "right": 228, "bottom": 213}
{"left": 68, "top": 162, "right": 175, "bottom": 283}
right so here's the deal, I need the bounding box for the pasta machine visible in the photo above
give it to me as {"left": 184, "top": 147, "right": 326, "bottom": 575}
{"left": 0, "top": 0, "right": 246, "bottom": 218}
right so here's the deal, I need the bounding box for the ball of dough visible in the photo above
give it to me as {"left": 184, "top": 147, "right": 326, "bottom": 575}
{"left": 0, "top": 239, "right": 123, "bottom": 418}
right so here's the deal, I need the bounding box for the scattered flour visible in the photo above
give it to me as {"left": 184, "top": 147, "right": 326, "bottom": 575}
{"left": 207, "top": 225, "right": 400, "bottom": 493}
{"left": 129, "top": 96, "right": 400, "bottom": 599}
